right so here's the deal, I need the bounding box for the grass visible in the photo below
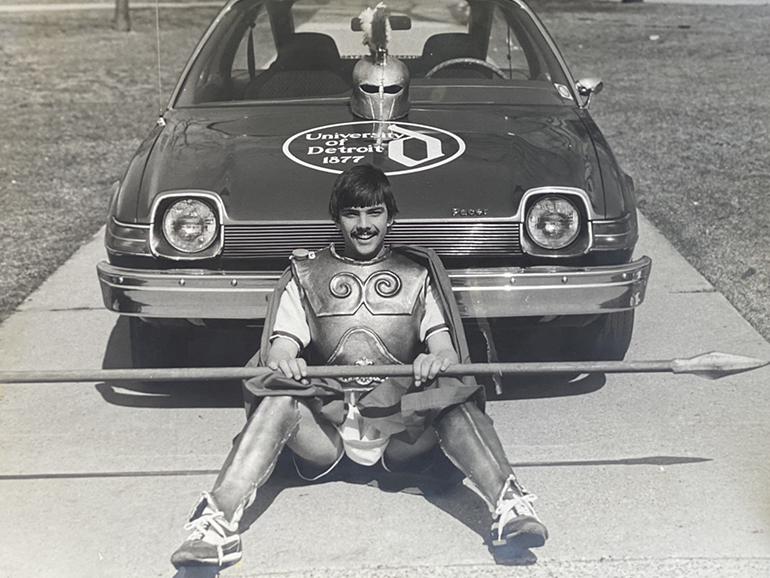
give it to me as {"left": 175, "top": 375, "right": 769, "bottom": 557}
{"left": 534, "top": 1, "right": 770, "bottom": 340}
{"left": 0, "top": 7, "right": 219, "bottom": 319}
{"left": 0, "top": 1, "right": 769, "bottom": 342}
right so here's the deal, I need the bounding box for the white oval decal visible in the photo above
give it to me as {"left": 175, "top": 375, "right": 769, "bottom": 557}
{"left": 282, "top": 121, "right": 466, "bottom": 176}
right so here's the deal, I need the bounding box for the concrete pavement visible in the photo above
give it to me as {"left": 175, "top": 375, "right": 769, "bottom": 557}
{"left": 1, "top": 214, "right": 769, "bottom": 578}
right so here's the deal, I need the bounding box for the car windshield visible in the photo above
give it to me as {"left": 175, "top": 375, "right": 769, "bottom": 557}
{"left": 173, "top": 0, "right": 574, "bottom": 108}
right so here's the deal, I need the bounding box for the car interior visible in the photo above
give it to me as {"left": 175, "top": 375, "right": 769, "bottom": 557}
{"left": 177, "top": 0, "right": 557, "bottom": 106}
{"left": 240, "top": 33, "right": 349, "bottom": 100}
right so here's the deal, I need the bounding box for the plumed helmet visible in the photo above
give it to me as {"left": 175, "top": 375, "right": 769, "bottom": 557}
{"left": 351, "top": 55, "right": 410, "bottom": 121}
{"left": 350, "top": 3, "right": 410, "bottom": 121}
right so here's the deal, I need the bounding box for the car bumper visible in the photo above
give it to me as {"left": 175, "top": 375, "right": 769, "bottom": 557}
{"left": 97, "top": 256, "right": 652, "bottom": 320}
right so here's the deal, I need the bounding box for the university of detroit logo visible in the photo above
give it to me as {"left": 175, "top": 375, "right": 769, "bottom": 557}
{"left": 282, "top": 121, "right": 465, "bottom": 176}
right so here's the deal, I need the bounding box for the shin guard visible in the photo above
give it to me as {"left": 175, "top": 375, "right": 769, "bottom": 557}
{"left": 434, "top": 401, "right": 514, "bottom": 510}
{"left": 212, "top": 396, "right": 301, "bottom": 522}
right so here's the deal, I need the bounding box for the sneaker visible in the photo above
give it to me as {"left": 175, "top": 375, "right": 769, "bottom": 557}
{"left": 171, "top": 493, "right": 242, "bottom": 568}
{"left": 490, "top": 477, "right": 548, "bottom": 550}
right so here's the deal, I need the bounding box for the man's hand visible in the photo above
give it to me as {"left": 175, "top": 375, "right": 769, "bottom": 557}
{"left": 268, "top": 357, "right": 308, "bottom": 382}
{"left": 412, "top": 352, "right": 453, "bottom": 387}
{"left": 413, "top": 330, "right": 459, "bottom": 387}
{"left": 265, "top": 337, "right": 308, "bottom": 383}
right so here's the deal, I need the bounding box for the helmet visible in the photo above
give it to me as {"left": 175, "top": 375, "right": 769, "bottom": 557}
{"left": 351, "top": 53, "right": 410, "bottom": 121}
{"left": 351, "top": 3, "right": 410, "bottom": 121}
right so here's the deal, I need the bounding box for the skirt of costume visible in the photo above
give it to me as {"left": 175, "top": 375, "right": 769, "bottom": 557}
{"left": 243, "top": 372, "right": 482, "bottom": 444}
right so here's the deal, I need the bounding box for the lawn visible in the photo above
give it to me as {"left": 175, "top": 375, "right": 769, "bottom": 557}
{"left": 535, "top": 1, "right": 770, "bottom": 341}
{"left": 0, "top": 6, "right": 219, "bottom": 319}
{"left": 1, "top": 1, "right": 768, "bottom": 341}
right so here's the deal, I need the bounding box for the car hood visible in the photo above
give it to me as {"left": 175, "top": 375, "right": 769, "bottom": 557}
{"left": 126, "top": 104, "right": 607, "bottom": 223}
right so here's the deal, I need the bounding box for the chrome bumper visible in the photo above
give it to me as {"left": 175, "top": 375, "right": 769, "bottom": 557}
{"left": 97, "top": 256, "right": 652, "bottom": 320}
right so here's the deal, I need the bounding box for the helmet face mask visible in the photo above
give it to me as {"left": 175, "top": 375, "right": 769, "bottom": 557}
{"left": 351, "top": 54, "right": 410, "bottom": 121}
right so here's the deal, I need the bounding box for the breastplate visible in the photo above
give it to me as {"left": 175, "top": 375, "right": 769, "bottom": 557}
{"left": 291, "top": 246, "right": 428, "bottom": 367}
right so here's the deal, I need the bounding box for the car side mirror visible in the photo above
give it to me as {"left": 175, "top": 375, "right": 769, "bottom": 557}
{"left": 576, "top": 77, "right": 603, "bottom": 108}
{"left": 350, "top": 14, "right": 411, "bottom": 31}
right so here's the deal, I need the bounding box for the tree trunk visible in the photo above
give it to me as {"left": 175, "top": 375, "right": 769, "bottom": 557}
{"left": 114, "top": 0, "right": 131, "bottom": 32}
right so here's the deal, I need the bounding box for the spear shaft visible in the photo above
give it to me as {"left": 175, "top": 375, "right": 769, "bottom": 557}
{"left": 0, "top": 352, "right": 765, "bottom": 383}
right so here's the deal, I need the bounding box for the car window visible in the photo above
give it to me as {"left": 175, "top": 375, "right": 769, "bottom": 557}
{"left": 173, "top": 0, "right": 573, "bottom": 107}
{"left": 296, "top": 2, "right": 466, "bottom": 59}
{"left": 488, "top": 5, "right": 536, "bottom": 79}
{"left": 231, "top": 9, "right": 277, "bottom": 79}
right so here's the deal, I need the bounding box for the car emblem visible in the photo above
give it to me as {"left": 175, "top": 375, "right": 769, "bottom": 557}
{"left": 283, "top": 121, "right": 465, "bottom": 176}
{"left": 452, "top": 208, "right": 489, "bottom": 217}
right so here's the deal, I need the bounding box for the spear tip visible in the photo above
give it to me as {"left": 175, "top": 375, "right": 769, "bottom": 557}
{"left": 672, "top": 351, "right": 769, "bottom": 379}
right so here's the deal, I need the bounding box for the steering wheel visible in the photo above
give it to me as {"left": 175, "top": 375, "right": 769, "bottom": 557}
{"left": 425, "top": 58, "right": 506, "bottom": 79}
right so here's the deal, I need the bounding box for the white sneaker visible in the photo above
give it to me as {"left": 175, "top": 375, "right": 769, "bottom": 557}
{"left": 170, "top": 493, "right": 242, "bottom": 568}
{"left": 490, "top": 476, "right": 548, "bottom": 549}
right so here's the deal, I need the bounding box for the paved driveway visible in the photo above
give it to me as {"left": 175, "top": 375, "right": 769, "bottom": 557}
{"left": 1, "top": 214, "right": 769, "bottom": 577}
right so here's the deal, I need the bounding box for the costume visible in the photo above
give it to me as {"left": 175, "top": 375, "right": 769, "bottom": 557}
{"left": 244, "top": 244, "right": 482, "bottom": 470}
{"left": 171, "top": 242, "right": 547, "bottom": 570}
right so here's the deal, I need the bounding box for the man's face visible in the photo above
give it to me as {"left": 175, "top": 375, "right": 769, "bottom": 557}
{"left": 337, "top": 203, "right": 392, "bottom": 260}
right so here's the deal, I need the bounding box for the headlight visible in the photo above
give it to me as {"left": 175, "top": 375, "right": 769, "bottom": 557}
{"left": 162, "top": 199, "right": 218, "bottom": 253}
{"left": 526, "top": 196, "right": 580, "bottom": 249}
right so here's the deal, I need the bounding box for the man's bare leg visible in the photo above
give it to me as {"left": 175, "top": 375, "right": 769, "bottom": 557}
{"left": 383, "top": 427, "right": 439, "bottom": 471}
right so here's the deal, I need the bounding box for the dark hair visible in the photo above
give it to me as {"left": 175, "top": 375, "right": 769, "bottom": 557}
{"left": 329, "top": 164, "right": 399, "bottom": 221}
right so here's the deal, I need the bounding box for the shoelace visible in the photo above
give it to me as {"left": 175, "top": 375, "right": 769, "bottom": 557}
{"left": 184, "top": 510, "right": 230, "bottom": 542}
{"left": 184, "top": 510, "right": 235, "bottom": 566}
{"left": 494, "top": 493, "right": 539, "bottom": 541}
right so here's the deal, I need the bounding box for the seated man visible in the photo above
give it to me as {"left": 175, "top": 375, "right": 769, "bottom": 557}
{"left": 171, "top": 164, "right": 548, "bottom": 568}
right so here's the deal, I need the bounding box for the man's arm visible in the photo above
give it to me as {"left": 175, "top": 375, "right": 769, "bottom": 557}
{"left": 265, "top": 277, "right": 311, "bottom": 382}
{"left": 413, "top": 331, "right": 458, "bottom": 387}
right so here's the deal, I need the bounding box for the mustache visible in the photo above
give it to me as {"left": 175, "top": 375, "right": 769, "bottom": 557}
{"left": 351, "top": 227, "right": 378, "bottom": 238}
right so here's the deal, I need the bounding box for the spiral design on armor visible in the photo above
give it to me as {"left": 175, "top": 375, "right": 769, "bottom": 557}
{"left": 329, "top": 272, "right": 364, "bottom": 301}
{"left": 367, "top": 270, "right": 402, "bottom": 298}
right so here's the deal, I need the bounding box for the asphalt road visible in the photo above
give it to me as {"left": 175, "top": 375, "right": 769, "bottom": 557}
{"left": 1, "top": 213, "right": 769, "bottom": 578}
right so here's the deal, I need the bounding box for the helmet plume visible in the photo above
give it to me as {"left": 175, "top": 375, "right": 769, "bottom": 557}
{"left": 359, "top": 3, "right": 391, "bottom": 57}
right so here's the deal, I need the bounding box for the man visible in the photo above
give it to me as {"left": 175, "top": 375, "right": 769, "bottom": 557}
{"left": 171, "top": 164, "right": 548, "bottom": 568}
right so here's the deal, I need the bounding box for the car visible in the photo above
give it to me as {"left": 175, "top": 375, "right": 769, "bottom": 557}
{"left": 97, "top": 0, "right": 651, "bottom": 369}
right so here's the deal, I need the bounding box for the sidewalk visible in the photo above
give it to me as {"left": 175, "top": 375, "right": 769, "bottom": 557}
{"left": 2, "top": 216, "right": 770, "bottom": 578}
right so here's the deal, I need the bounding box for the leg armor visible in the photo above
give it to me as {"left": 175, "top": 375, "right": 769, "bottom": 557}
{"left": 212, "top": 396, "right": 301, "bottom": 523}
{"left": 434, "top": 401, "right": 547, "bottom": 559}
{"left": 434, "top": 401, "right": 513, "bottom": 507}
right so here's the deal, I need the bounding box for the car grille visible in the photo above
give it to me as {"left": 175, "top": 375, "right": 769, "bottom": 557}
{"left": 222, "top": 222, "right": 522, "bottom": 259}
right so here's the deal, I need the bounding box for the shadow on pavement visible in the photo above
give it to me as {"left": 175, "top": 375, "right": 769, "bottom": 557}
{"left": 237, "top": 449, "right": 494, "bottom": 545}
{"left": 463, "top": 320, "right": 609, "bottom": 401}
{"left": 511, "top": 455, "right": 713, "bottom": 468}
{"left": 94, "top": 380, "right": 245, "bottom": 409}
{"left": 97, "top": 316, "right": 259, "bottom": 409}
{"left": 493, "top": 372, "right": 607, "bottom": 400}
{"left": 172, "top": 567, "right": 220, "bottom": 578}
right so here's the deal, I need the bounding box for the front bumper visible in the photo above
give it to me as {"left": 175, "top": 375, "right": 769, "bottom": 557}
{"left": 97, "top": 256, "right": 652, "bottom": 320}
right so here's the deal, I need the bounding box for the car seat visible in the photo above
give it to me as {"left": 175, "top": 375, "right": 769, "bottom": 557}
{"left": 243, "top": 33, "right": 351, "bottom": 99}
{"left": 417, "top": 33, "right": 488, "bottom": 78}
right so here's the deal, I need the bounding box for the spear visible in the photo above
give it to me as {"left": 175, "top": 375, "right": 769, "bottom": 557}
{"left": 0, "top": 352, "right": 765, "bottom": 384}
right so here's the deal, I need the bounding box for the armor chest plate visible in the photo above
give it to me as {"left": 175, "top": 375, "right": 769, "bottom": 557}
{"left": 292, "top": 247, "right": 428, "bottom": 366}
